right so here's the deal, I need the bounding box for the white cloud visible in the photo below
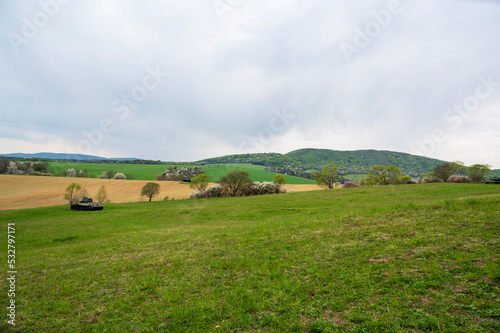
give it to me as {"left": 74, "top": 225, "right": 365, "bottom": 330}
{"left": 1, "top": 0, "right": 499, "bottom": 168}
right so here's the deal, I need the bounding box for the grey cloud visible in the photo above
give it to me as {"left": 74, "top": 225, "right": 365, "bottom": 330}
{"left": 1, "top": 0, "right": 499, "bottom": 167}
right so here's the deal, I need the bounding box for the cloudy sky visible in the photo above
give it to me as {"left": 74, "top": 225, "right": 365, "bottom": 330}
{"left": 1, "top": 0, "right": 499, "bottom": 167}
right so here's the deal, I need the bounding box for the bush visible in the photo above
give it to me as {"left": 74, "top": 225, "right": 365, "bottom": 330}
{"left": 188, "top": 184, "right": 224, "bottom": 199}
{"left": 448, "top": 175, "right": 472, "bottom": 183}
{"left": 97, "top": 185, "right": 110, "bottom": 203}
{"left": 273, "top": 174, "right": 286, "bottom": 185}
{"left": 422, "top": 176, "right": 443, "bottom": 183}
{"left": 189, "top": 182, "right": 285, "bottom": 199}
{"left": 6, "top": 161, "right": 18, "bottom": 174}
{"left": 114, "top": 173, "right": 126, "bottom": 180}
{"left": 397, "top": 176, "right": 413, "bottom": 184}
{"left": 76, "top": 170, "right": 87, "bottom": 178}
{"left": 343, "top": 181, "right": 360, "bottom": 188}
{"left": 241, "top": 182, "right": 284, "bottom": 196}
{"left": 67, "top": 168, "right": 76, "bottom": 177}
{"left": 99, "top": 171, "right": 109, "bottom": 179}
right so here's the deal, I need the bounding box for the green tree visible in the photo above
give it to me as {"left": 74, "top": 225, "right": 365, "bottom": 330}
{"left": 315, "top": 164, "right": 340, "bottom": 189}
{"left": 366, "top": 165, "right": 402, "bottom": 185}
{"left": 468, "top": 164, "right": 492, "bottom": 183}
{"left": 451, "top": 161, "right": 467, "bottom": 175}
{"left": 190, "top": 174, "right": 210, "bottom": 192}
{"left": 397, "top": 175, "right": 413, "bottom": 184}
{"left": 63, "top": 183, "right": 86, "bottom": 205}
{"left": 141, "top": 182, "right": 160, "bottom": 202}
{"left": 433, "top": 163, "right": 461, "bottom": 182}
{"left": 273, "top": 174, "right": 286, "bottom": 185}
{"left": 219, "top": 170, "right": 252, "bottom": 196}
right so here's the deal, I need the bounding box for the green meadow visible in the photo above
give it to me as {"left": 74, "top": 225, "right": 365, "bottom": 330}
{"left": 44, "top": 162, "right": 315, "bottom": 184}
{"left": 1, "top": 184, "right": 499, "bottom": 332}
{"left": 202, "top": 164, "right": 315, "bottom": 185}
{"left": 45, "top": 162, "right": 191, "bottom": 180}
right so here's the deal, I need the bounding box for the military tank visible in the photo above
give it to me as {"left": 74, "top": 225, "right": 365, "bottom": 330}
{"left": 71, "top": 197, "right": 104, "bottom": 211}
{"left": 485, "top": 176, "right": 500, "bottom": 184}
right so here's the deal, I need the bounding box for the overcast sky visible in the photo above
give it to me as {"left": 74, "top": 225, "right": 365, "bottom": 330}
{"left": 1, "top": 0, "right": 499, "bottom": 167}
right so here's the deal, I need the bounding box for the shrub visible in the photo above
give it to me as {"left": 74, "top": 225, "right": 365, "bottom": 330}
{"left": 189, "top": 182, "right": 285, "bottom": 199}
{"left": 114, "top": 173, "right": 126, "bottom": 180}
{"left": 448, "top": 175, "right": 472, "bottom": 183}
{"left": 241, "top": 182, "right": 284, "bottom": 196}
{"left": 343, "top": 181, "right": 360, "bottom": 188}
{"left": 99, "top": 171, "right": 109, "bottom": 179}
{"left": 273, "top": 174, "right": 286, "bottom": 185}
{"left": 397, "top": 176, "right": 413, "bottom": 184}
{"left": 67, "top": 168, "right": 76, "bottom": 177}
{"left": 76, "top": 170, "right": 87, "bottom": 178}
{"left": 6, "top": 161, "right": 18, "bottom": 174}
{"left": 97, "top": 185, "right": 110, "bottom": 203}
{"left": 188, "top": 184, "right": 223, "bottom": 199}
{"left": 422, "top": 176, "right": 443, "bottom": 183}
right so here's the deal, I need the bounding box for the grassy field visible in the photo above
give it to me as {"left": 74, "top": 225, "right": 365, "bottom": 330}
{"left": 202, "top": 164, "right": 316, "bottom": 185}
{"left": 1, "top": 184, "right": 499, "bottom": 332}
{"left": 45, "top": 162, "right": 190, "bottom": 181}
{"left": 43, "top": 162, "right": 315, "bottom": 184}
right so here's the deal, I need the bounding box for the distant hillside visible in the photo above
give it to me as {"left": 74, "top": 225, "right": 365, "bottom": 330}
{"left": 199, "top": 149, "right": 449, "bottom": 177}
{"left": 286, "top": 148, "right": 447, "bottom": 176}
{"left": 0, "top": 152, "right": 141, "bottom": 161}
{"left": 490, "top": 169, "right": 500, "bottom": 178}
{"left": 199, "top": 153, "right": 300, "bottom": 168}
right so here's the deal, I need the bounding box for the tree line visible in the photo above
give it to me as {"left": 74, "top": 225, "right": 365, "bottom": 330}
{"left": 313, "top": 162, "right": 494, "bottom": 188}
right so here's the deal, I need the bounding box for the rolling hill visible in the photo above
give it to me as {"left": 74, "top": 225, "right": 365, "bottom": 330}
{"left": 3, "top": 149, "right": 498, "bottom": 180}
{"left": 198, "top": 148, "right": 449, "bottom": 177}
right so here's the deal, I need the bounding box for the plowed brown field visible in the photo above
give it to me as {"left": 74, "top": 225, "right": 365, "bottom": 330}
{"left": 0, "top": 175, "right": 323, "bottom": 210}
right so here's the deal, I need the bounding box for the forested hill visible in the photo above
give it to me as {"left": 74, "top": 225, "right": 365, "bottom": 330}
{"left": 286, "top": 149, "right": 447, "bottom": 175}
{"left": 198, "top": 148, "right": 448, "bottom": 177}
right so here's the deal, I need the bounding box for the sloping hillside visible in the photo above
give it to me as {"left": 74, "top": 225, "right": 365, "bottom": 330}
{"left": 286, "top": 148, "right": 447, "bottom": 176}
{"left": 199, "top": 149, "right": 448, "bottom": 177}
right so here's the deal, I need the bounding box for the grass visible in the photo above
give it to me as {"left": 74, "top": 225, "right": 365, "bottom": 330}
{"left": 45, "top": 162, "right": 190, "bottom": 181}
{"left": 0, "top": 183, "right": 499, "bottom": 332}
{"left": 202, "top": 164, "right": 316, "bottom": 184}
{"left": 44, "top": 162, "right": 316, "bottom": 184}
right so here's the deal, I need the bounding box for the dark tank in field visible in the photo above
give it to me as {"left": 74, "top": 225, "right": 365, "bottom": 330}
{"left": 485, "top": 176, "right": 500, "bottom": 184}
{"left": 71, "top": 197, "right": 104, "bottom": 211}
